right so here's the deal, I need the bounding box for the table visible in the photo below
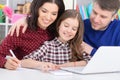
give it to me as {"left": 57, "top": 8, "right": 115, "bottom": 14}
{"left": 0, "top": 68, "right": 120, "bottom": 80}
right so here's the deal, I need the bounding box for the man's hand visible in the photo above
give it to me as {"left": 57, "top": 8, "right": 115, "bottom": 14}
{"left": 81, "top": 41, "right": 93, "bottom": 55}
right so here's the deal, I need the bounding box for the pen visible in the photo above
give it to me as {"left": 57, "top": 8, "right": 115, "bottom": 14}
{"left": 9, "top": 49, "right": 21, "bottom": 68}
{"left": 9, "top": 49, "right": 16, "bottom": 58}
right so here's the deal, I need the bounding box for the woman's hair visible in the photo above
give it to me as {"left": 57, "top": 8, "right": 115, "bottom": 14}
{"left": 26, "top": 0, "right": 65, "bottom": 37}
{"left": 56, "top": 9, "right": 84, "bottom": 61}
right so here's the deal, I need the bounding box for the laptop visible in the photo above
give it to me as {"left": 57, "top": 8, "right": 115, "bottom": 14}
{"left": 60, "top": 46, "right": 120, "bottom": 74}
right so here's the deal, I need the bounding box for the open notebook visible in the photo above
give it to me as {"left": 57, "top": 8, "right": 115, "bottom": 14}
{"left": 51, "top": 46, "right": 120, "bottom": 75}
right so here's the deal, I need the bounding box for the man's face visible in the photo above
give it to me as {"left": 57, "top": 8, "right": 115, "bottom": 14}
{"left": 90, "top": 2, "right": 116, "bottom": 30}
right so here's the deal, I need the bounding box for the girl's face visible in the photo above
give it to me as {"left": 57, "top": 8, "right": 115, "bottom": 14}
{"left": 37, "top": 2, "right": 59, "bottom": 30}
{"left": 58, "top": 18, "right": 79, "bottom": 43}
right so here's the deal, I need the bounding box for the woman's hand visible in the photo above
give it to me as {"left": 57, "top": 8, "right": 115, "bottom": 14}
{"left": 8, "top": 17, "right": 28, "bottom": 37}
{"left": 4, "top": 57, "right": 21, "bottom": 70}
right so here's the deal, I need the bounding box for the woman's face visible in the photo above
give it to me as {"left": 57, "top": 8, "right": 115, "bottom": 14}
{"left": 37, "top": 2, "right": 59, "bottom": 30}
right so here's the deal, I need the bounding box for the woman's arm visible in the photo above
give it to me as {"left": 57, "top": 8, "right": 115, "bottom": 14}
{"left": 8, "top": 17, "right": 28, "bottom": 37}
{"left": 21, "top": 59, "right": 58, "bottom": 71}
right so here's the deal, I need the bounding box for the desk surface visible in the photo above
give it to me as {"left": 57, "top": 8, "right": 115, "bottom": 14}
{"left": 0, "top": 68, "right": 120, "bottom": 80}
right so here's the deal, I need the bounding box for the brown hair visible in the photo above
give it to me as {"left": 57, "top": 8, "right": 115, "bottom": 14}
{"left": 26, "top": 0, "right": 65, "bottom": 38}
{"left": 94, "top": 0, "right": 120, "bottom": 13}
{"left": 56, "top": 9, "right": 84, "bottom": 61}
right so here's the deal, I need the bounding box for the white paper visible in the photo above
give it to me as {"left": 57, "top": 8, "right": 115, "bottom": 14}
{"left": 50, "top": 70, "right": 73, "bottom": 76}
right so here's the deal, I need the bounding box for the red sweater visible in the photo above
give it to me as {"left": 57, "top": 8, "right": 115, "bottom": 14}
{"left": 0, "top": 27, "right": 52, "bottom": 68}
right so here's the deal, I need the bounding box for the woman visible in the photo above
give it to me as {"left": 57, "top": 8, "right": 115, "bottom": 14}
{"left": 0, "top": 0, "right": 65, "bottom": 70}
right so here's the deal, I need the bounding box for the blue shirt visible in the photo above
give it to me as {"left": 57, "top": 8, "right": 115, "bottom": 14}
{"left": 84, "top": 19, "right": 120, "bottom": 56}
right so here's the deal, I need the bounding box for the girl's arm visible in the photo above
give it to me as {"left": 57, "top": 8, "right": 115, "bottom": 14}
{"left": 8, "top": 17, "right": 28, "bottom": 37}
{"left": 58, "top": 60, "right": 87, "bottom": 67}
{"left": 21, "top": 59, "right": 58, "bottom": 71}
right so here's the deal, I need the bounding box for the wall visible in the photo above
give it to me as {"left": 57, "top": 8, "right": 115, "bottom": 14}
{"left": 9, "top": 0, "right": 33, "bottom": 10}
{"left": 0, "top": 0, "right": 5, "bottom": 4}
{"left": 63, "top": 0, "right": 74, "bottom": 9}
{"left": 77, "top": 0, "right": 93, "bottom": 5}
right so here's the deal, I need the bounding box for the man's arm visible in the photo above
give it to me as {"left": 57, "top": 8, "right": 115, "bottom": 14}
{"left": 81, "top": 41, "right": 96, "bottom": 56}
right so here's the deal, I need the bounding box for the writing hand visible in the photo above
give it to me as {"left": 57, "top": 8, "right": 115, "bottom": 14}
{"left": 4, "top": 57, "right": 21, "bottom": 70}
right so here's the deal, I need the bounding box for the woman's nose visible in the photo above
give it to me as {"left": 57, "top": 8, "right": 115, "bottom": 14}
{"left": 46, "top": 13, "right": 51, "bottom": 20}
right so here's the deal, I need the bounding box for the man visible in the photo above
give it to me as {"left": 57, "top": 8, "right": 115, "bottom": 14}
{"left": 82, "top": 0, "right": 120, "bottom": 56}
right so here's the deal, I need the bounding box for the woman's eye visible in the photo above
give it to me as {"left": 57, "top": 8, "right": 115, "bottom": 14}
{"left": 52, "top": 13, "right": 57, "bottom": 16}
{"left": 42, "top": 10, "right": 47, "bottom": 13}
{"left": 64, "top": 25, "right": 68, "bottom": 27}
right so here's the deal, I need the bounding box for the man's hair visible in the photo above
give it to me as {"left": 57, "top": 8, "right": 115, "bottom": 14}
{"left": 94, "top": 0, "right": 120, "bottom": 12}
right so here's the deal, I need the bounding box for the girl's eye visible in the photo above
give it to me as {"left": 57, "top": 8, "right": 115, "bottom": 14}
{"left": 72, "top": 28, "right": 77, "bottom": 31}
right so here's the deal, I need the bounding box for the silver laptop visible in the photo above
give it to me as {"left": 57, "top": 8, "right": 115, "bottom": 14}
{"left": 60, "top": 46, "right": 120, "bottom": 74}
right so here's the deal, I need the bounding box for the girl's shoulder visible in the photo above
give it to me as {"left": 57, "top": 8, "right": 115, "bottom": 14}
{"left": 43, "top": 38, "right": 59, "bottom": 47}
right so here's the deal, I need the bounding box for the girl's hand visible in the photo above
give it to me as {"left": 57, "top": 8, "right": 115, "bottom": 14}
{"left": 8, "top": 17, "right": 28, "bottom": 37}
{"left": 21, "top": 59, "right": 59, "bottom": 71}
{"left": 58, "top": 61, "right": 87, "bottom": 67}
{"left": 39, "top": 62, "right": 58, "bottom": 72}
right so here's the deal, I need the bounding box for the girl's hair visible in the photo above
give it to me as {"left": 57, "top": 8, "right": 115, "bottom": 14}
{"left": 56, "top": 9, "right": 84, "bottom": 61}
{"left": 26, "top": 0, "right": 65, "bottom": 37}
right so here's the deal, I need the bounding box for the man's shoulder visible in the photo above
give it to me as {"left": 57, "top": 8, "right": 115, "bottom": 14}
{"left": 111, "top": 19, "right": 120, "bottom": 28}
{"left": 84, "top": 19, "right": 91, "bottom": 26}
{"left": 84, "top": 19, "right": 90, "bottom": 23}
{"left": 112, "top": 19, "right": 120, "bottom": 24}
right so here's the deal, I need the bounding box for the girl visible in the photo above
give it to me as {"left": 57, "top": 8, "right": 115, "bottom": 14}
{"left": 21, "top": 10, "right": 88, "bottom": 71}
